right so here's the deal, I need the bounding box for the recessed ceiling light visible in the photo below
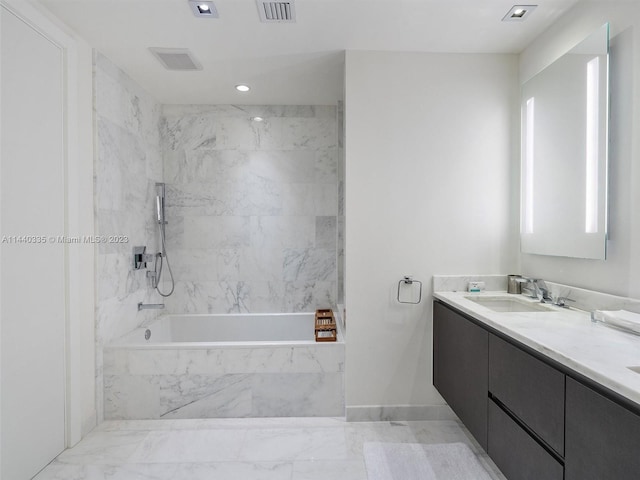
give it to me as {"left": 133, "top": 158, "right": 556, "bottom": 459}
{"left": 188, "top": 0, "right": 219, "bottom": 18}
{"left": 252, "top": 116, "right": 264, "bottom": 122}
{"left": 235, "top": 84, "right": 251, "bottom": 92}
{"left": 502, "top": 5, "right": 537, "bottom": 22}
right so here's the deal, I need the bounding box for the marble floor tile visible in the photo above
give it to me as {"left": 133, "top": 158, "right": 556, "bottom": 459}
{"left": 128, "top": 429, "right": 247, "bottom": 463}
{"left": 406, "top": 420, "right": 482, "bottom": 450}
{"left": 239, "top": 427, "right": 348, "bottom": 461}
{"left": 34, "top": 462, "right": 292, "bottom": 480}
{"left": 292, "top": 459, "right": 367, "bottom": 480}
{"left": 33, "top": 464, "right": 87, "bottom": 480}
{"left": 54, "top": 431, "right": 150, "bottom": 465}
{"left": 36, "top": 417, "right": 506, "bottom": 480}
{"left": 170, "top": 462, "right": 293, "bottom": 480}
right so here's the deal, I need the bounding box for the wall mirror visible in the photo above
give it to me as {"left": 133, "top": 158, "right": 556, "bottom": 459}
{"left": 520, "top": 24, "right": 609, "bottom": 259}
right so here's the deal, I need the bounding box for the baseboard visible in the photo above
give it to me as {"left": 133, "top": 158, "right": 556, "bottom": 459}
{"left": 346, "top": 404, "right": 457, "bottom": 422}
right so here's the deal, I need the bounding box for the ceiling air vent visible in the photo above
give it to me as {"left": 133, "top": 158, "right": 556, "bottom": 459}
{"left": 256, "top": 0, "right": 296, "bottom": 22}
{"left": 149, "top": 48, "right": 203, "bottom": 71}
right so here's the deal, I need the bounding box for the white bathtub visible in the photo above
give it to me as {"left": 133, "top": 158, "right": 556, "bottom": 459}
{"left": 104, "top": 312, "right": 345, "bottom": 420}
{"left": 113, "top": 312, "right": 343, "bottom": 347}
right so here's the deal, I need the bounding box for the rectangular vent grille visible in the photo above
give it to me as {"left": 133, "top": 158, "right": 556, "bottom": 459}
{"left": 149, "top": 48, "right": 203, "bottom": 71}
{"left": 257, "top": 1, "right": 296, "bottom": 22}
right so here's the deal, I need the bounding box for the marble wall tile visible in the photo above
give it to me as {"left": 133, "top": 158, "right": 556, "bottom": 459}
{"left": 280, "top": 184, "right": 337, "bottom": 216}
{"left": 168, "top": 182, "right": 282, "bottom": 217}
{"left": 161, "top": 105, "right": 340, "bottom": 315}
{"left": 104, "top": 375, "right": 161, "bottom": 420}
{"left": 282, "top": 281, "right": 337, "bottom": 313}
{"left": 281, "top": 118, "right": 337, "bottom": 150}
{"left": 251, "top": 373, "right": 344, "bottom": 417}
{"left": 102, "top": 368, "right": 345, "bottom": 419}
{"left": 107, "top": 343, "right": 344, "bottom": 377}
{"left": 162, "top": 104, "right": 335, "bottom": 120}
{"left": 316, "top": 216, "right": 337, "bottom": 249}
{"left": 184, "top": 216, "right": 252, "bottom": 249}
{"left": 250, "top": 216, "right": 315, "bottom": 250}
{"left": 95, "top": 53, "right": 164, "bottom": 421}
{"left": 283, "top": 248, "right": 336, "bottom": 283}
{"left": 158, "top": 374, "right": 253, "bottom": 418}
{"left": 337, "top": 101, "right": 345, "bottom": 305}
{"left": 315, "top": 148, "right": 339, "bottom": 184}
{"left": 103, "top": 343, "right": 345, "bottom": 420}
{"left": 164, "top": 280, "right": 253, "bottom": 313}
{"left": 160, "top": 113, "right": 219, "bottom": 152}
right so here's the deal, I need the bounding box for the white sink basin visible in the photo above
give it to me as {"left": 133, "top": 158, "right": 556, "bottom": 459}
{"left": 465, "top": 296, "right": 554, "bottom": 313}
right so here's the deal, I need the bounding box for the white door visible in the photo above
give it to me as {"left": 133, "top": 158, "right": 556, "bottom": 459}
{"left": 1, "top": 6, "right": 67, "bottom": 479}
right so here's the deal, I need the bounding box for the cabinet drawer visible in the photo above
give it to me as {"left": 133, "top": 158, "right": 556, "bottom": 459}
{"left": 565, "top": 377, "right": 640, "bottom": 480}
{"left": 488, "top": 400, "right": 563, "bottom": 480}
{"left": 489, "top": 334, "right": 565, "bottom": 455}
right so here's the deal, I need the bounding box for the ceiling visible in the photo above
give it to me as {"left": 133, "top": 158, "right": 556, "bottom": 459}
{"left": 39, "top": 0, "right": 585, "bottom": 105}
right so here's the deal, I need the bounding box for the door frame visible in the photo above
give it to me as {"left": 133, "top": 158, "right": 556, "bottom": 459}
{"left": 0, "top": 0, "right": 96, "bottom": 460}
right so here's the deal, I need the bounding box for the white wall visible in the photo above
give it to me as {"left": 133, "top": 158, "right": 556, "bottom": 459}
{"left": 344, "top": 51, "right": 518, "bottom": 417}
{"left": 519, "top": 3, "right": 640, "bottom": 299}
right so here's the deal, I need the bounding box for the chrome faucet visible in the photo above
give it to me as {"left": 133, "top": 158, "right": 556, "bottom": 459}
{"left": 520, "top": 278, "right": 553, "bottom": 303}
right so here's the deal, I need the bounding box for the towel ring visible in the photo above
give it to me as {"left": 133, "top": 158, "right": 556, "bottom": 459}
{"left": 397, "top": 276, "right": 422, "bottom": 304}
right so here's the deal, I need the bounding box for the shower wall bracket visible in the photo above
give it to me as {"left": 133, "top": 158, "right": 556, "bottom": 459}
{"left": 133, "top": 246, "right": 155, "bottom": 270}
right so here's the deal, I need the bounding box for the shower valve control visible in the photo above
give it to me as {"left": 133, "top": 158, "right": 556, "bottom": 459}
{"left": 133, "top": 246, "right": 155, "bottom": 270}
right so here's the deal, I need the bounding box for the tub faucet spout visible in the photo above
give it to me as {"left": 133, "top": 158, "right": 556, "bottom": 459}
{"left": 138, "top": 302, "right": 165, "bottom": 311}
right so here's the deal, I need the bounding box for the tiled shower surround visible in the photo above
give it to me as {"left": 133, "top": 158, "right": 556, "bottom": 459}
{"left": 95, "top": 55, "right": 342, "bottom": 420}
{"left": 160, "top": 105, "right": 339, "bottom": 314}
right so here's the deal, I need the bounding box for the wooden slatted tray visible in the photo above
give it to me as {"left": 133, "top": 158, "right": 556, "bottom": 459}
{"left": 315, "top": 309, "right": 337, "bottom": 342}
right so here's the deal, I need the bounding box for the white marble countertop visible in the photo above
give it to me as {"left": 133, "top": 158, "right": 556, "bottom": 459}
{"left": 433, "top": 290, "right": 640, "bottom": 407}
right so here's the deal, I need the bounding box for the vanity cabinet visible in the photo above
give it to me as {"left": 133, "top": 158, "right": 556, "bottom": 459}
{"left": 433, "top": 299, "right": 640, "bottom": 480}
{"left": 433, "top": 301, "right": 488, "bottom": 450}
{"left": 565, "top": 377, "right": 640, "bottom": 480}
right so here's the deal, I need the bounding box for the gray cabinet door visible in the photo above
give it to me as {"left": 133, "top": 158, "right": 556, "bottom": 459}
{"left": 489, "top": 334, "right": 565, "bottom": 455}
{"left": 565, "top": 377, "right": 640, "bottom": 480}
{"left": 433, "top": 301, "right": 488, "bottom": 450}
{"left": 488, "top": 400, "right": 563, "bottom": 480}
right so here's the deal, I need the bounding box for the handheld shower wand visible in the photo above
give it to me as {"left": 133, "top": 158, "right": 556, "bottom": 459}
{"left": 153, "top": 182, "right": 175, "bottom": 297}
{"left": 156, "top": 182, "right": 166, "bottom": 224}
